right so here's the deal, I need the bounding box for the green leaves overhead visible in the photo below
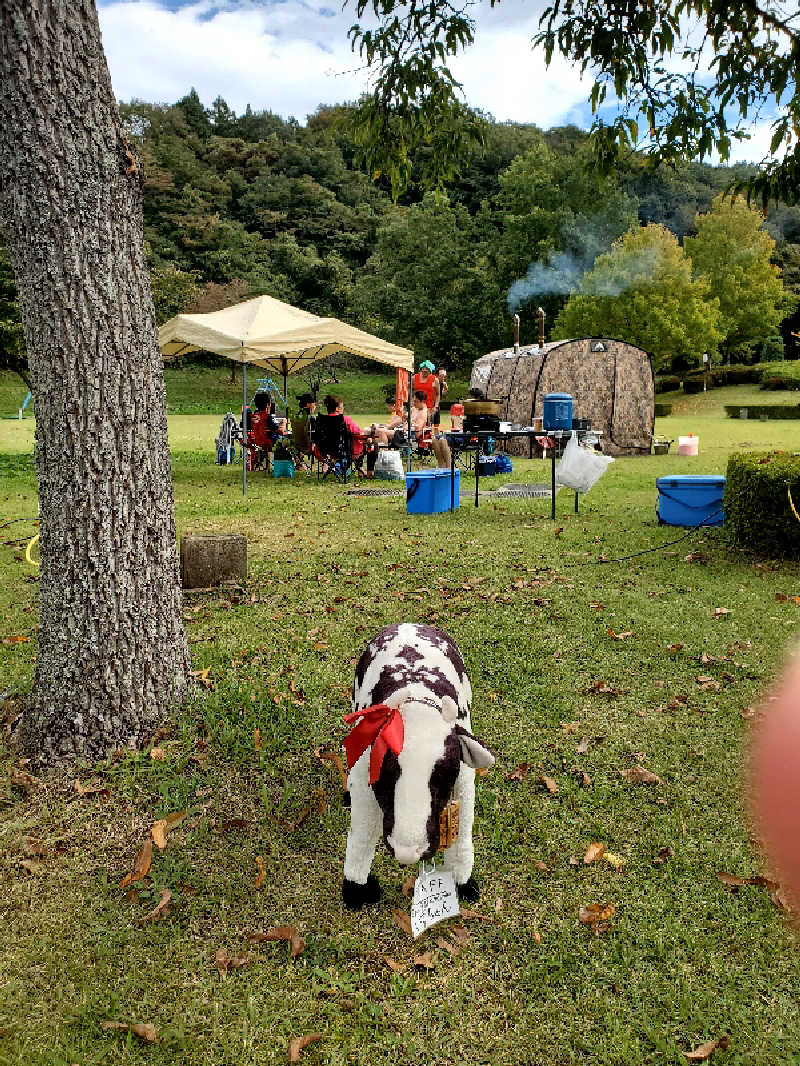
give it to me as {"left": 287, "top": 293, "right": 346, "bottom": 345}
{"left": 348, "top": 0, "right": 800, "bottom": 203}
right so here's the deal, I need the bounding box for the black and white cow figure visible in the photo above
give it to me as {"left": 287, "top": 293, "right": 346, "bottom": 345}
{"left": 342, "top": 623, "right": 494, "bottom": 911}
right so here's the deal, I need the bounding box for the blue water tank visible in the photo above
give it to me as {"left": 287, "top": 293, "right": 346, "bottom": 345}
{"left": 657, "top": 475, "right": 725, "bottom": 527}
{"left": 406, "top": 469, "right": 460, "bottom": 513}
{"left": 543, "top": 392, "right": 574, "bottom": 430}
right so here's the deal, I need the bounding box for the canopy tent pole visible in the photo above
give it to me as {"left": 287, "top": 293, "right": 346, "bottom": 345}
{"left": 407, "top": 369, "right": 412, "bottom": 473}
{"left": 242, "top": 361, "right": 247, "bottom": 496}
{"left": 282, "top": 357, "right": 288, "bottom": 410}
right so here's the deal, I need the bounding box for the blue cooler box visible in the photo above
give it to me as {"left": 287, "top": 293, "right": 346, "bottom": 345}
{"left": 657, "top": 475, "right": 725, "bottom": 527}
{"left": 543, "top": 392, "right": 574, "bottom": 430}
{"left": 406, "top": 469, "right": 460, "bottom": 513}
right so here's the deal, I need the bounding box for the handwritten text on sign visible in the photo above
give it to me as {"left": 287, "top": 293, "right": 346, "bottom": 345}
{"left": 411, "top": 867, "right": 460, "bottom": 938}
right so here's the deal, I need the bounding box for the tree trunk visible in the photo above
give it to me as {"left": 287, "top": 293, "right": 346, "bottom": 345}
{"left": 0, "top": 1, "right": 190, "bottom": 763}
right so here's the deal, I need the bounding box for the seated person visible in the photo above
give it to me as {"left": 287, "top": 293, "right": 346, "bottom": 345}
{"left": 320, "top": 394, "right": 378, "bottom": 477}
{"left": 370, "top": 397, "right": 409, "bottom": 447}
{"left": 290, "top": 393, "right": 317, "bottom": 470}
{"left": 449, "top": 402, "right": 465, "bottom": 432}
{"left": 410, "top": 390, "right": 451, "bottom": 468}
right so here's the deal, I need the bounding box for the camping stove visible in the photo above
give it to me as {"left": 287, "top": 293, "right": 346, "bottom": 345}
{"left": 464, "top": 413, "right": 501, "bottom": 434}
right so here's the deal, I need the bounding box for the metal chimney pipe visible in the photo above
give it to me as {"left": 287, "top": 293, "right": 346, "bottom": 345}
{"left": 537, "top": 306, "right": 545, "bottom": 349}
{"left": 513, "top": 313, "right": 520, "bottom": 354}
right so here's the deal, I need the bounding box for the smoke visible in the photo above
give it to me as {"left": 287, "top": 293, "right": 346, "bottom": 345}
{"left": 507, "top": 212, "right": 657, "bottom": 312}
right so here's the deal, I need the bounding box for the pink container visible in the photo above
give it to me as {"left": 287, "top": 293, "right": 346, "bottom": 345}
{"left": 678, "top": 435, "right": 698, "bottom": 456}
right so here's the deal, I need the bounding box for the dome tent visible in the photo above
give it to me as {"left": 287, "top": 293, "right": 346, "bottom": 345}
{"left": 469, "top": 337, "right": 654, "bottom": 456}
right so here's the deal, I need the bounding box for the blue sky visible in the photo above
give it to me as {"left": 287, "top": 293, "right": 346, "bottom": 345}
{"left": 97, "top": 0, "right": 778, "bottom": 163}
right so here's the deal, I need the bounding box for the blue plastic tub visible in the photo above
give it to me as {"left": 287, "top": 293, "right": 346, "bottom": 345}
{"left": 272, "top": 459, "right": 295, "bottom": 479}
{"left": 543, "top": 392, "right": 574, "bottom": 430}
{"left": 406, "top": 469, "right": 460, "bottom": 513}
{"left": 657, "top": 475, "right": 725, "bottom": 527}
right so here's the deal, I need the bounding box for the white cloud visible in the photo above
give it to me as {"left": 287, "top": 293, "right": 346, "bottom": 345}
{"left": 98, "top": 0, "right": 590, "bottom": 126}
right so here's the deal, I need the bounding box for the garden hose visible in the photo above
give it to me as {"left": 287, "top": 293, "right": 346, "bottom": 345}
{"left": 789, "top": 486, "right": 800, "bottom": 526}
{"left": 25, "top": 533, "right": 40, "bottom": 568}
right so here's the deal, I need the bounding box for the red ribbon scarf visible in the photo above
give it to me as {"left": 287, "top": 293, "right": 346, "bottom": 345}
{"left": 343, "top": 703, "right": 405, "bottom": 785}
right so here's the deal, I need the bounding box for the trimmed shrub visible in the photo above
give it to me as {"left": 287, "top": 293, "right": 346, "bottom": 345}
{"left": 759, "top": 361, "right": 800, "bottom": 388}
{"left": 655, "top": 375, "right": 680, "bottom": 393}
{"left": 724, "top": 404, "right": 800, "bottom": 419}
{"left": 682, "top": 376, "right": 707, "bottom": 394}
{"left": 724, "top": 451, "right": 800, "bottom": 557}
{"left": 654, "top": 402, "right": 673, "bottom": 417}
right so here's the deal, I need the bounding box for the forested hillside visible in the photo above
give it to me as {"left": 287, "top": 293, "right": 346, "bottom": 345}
{"left": 2, "top": 89, "right": 799, "bottom": 381}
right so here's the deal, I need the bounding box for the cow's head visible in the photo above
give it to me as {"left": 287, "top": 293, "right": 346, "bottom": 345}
{"left": 371, "top": 694, "right": 494, "bottom": 865}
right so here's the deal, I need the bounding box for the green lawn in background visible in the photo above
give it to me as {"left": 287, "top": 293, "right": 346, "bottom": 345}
{"left": 1, "top": 382, "right": 800, "bottom": 1066}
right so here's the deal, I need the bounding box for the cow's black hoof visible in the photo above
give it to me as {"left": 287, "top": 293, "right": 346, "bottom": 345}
{"left": 457, "top": 876, "right": 480, "bottom": 903}
{"left": 342, "top": 874, "right": 381, "bottom": 910}
{"left": 342, "top": 789, "right": 351, "bottom": 808}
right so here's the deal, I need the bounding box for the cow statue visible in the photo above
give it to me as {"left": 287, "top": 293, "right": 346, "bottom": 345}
{"left": 342, "top": 623, "right": 495, "bottom": 910}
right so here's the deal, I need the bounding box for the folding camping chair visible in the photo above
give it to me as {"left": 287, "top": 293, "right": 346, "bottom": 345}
{"left": 312, "top": 414, "right": 354, "bottom": 483}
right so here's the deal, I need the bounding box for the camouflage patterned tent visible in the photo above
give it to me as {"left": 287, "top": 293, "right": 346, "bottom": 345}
{"left": 469, "top": 337, "right": 654, "bottom": 457}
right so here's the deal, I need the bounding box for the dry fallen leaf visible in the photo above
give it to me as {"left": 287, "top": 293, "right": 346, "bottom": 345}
{"left": 534, "top": 859, "right": 551, "bottom": 874}
{"left": 667, "top": 643, "right": 684, "bottom": 653}
{"left": 254, "top": 856, "right": 266, "bottom": 890}
{"left": 603, "top": 852, "right": 626, "bottom": 871}
{"left": 401, "top": 873, "right": 417, "bottom": 897}
{"left": 712, "top": 607, "right": 732, "bottom": 619}
{"left": 436, "top": 936, "right": 461, "bottom": 956}
{"left": 314, "top": 749, "right": 348, "bottom": 790}
{"left": 3, "top": 634, "right": 31, "bottom": 644}
{"left": 251, "top": 925, "right": 305, "bottom": 958}
{"left": 215, "top": 947, "right": 252, "bottom": 976}
{"left": 149, "top": 747, "right": 167, "bottom": 761}
{"left": 653, "top": 846, "right": 674, "bottom": 865}
{"left": 588, "top": 680, "right": 619, "bottom": 697}
{"left": 451, "top": 925, "right": 472, "bottom": 946}
{"left": 506, "top": 763, "right": 530, "bottom": 781}
{"left": 73, "top": 778, "right": 111, "bottom": 799}
{"left": 151, "top": 809, "right": 187, "bottom": 850}
{"left": 460, "top": 907, "right": 494, "bottom": 922}
{"left": 383, "top": 956, "right": 408, "bottom": 972}
{"left": 392, "top": 908, "right": 412, "bottom": 936}
{"left": 608, "top": 628, "right": 634, "bottom": 640}
{"left": 413, "top": 951, "right": 437, "bottom": 969}
{"left": 540, "top": 775, "right": 559, "bottom": 795}
{"left": 10, "top": 767, "right": 38, "bottom": 792}
{"left": 620, "top": 767, "right": 662, "bottom": 785}
{"left": 576, "top": 736, "right": 590, "bottom": 755}
{"left": 139, "top": 888, "right": 171, "bottom": 923}
{"left": 119, "top": 840, "right": 153, "bottom": 889}
{"left": 716, "top": 871, "right": 778, "bottom": 891}
{"left": 254, "top": 727, "right": 263, "bottom": 751}
{"left": 288, "top": 1034, "right": 323, "bottom": 1063}
{"left": 102, "top": 1021, "right": 159, "bottom": 1044}
{"left": 583, "top": 842, "right": 606, "bottom": 864}
{"left": 685, "top": 1035, "right": 729, "bottom": 1060}
{"left": 578, "top": 903, "right": 616, "bottom": 928}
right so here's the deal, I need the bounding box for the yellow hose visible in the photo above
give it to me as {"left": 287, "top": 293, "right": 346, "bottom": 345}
{"left": 25, "top": 532, "right": 40, "bottom": 568}
{"left": 790, "top": 486, "right": 800, "bottom": 525}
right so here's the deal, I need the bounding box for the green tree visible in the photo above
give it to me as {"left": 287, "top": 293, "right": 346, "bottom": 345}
{"left": 354, "top": 193, "right": 505, "bottom": 367}
{"left": 0, "top": 242, "right": 28, "bottom": 388}
{"left": 348, "top": 0, "right": 800, "bottom": 202}
{"left": 685, "top": 195, "right": 792, "bottom": 361}
{"left": 553, "top": 224, "right": 722, "bottom": 370}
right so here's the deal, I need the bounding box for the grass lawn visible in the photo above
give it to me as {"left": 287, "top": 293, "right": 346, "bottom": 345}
{"left": 1, "top": 386, "right": 800, "bottom": 1066}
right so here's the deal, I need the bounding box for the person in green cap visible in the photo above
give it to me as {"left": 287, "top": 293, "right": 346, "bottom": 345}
{"left": 413, "top": 360, "right": 440, "bottom": 427}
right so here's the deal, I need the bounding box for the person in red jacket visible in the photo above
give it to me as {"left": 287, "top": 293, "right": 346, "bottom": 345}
{"left": 412, "top": 360, "right": 440, "bottom": 425}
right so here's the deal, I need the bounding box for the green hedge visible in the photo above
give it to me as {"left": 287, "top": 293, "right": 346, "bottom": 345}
{"left": 654, "top": 402, "right": 673, "bottom": 417}
{"left": 682, "top": 377, "right": 707, "bottom": 394}
{"left": 724, "top": 451, "right": 800, "bottom": 557}
{"left": 655, "top": 375, "right": 680, "bottom": 394}
{"left": 724, "top": 404, "right": 800, "bottom": 420}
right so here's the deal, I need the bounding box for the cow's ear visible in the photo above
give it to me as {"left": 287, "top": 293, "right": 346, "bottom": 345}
{"left": 457, "top": 731, "right": 495, "bottom": 769}
{"left": 441, "top": 696, "right": 458, "bottom": 723}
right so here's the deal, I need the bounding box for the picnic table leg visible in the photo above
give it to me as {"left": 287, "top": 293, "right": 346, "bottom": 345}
{"left": 551, "top": 444, "right": 556, "bottom": 519}
{"left": 475, "top": 449, "right": 480, "bottom": 508}
{"left": 575, "top": 492, "right": 579, "bottom": 513}
{"left": 451, "top": 448, "right": 455, "bottom": 513}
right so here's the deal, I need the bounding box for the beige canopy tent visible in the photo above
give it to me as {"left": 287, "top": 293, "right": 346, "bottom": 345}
{"left": 158, "top": 294, "right": 414, "bottom": 492}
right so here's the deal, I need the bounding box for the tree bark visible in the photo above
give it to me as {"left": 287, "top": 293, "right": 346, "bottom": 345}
{"left": 0, "top": 0, "right": 190, "bottom": 763}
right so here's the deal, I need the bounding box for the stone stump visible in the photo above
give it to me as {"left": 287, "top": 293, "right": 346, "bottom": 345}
{"left": 180, "top": 533, "right": 247, "bottom": 589}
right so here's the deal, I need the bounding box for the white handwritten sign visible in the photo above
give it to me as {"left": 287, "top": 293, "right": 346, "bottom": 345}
{"left": 410, "top": 865, "right": 460, "bottom": 938}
